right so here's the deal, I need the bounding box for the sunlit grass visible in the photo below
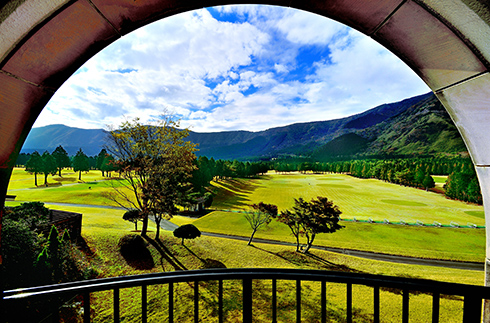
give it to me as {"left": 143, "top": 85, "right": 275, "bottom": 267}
{"left": 210, "top": 173, "right": 483, "bottom": 226}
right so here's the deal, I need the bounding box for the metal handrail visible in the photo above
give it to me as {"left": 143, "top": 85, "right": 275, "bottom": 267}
{"left": 4, "top": 268, "right": 490, "bottom": 322}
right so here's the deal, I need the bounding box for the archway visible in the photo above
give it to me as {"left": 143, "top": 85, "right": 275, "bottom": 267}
{"left": 1, "top": 0, "right": 490, "bottom": 290}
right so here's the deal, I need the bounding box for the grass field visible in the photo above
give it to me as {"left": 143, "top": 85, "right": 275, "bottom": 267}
{"left": 6, "top": 169, "right": 485, "bottom": 262}
{"left": 210, "top": 173, "right": 483, "bottom": 226}
{"left": 5, "top": 168, "right": 486, "bottom": 322}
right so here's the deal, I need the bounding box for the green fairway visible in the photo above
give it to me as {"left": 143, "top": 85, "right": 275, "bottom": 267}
{"left": 7, "top": 168, "right": 133, "bottom": 207}
{"left": 172, "top": 172, "right": 485, "bottom": 262}
{"left": 210, "top": 173, "right": 483, "bottom": 226}
{"left": 7, "top": 170, "right": 485, "bottom": 262}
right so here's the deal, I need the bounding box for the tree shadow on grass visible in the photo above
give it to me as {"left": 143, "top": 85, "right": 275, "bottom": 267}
{"left": 144, "top": 236, "right": 188, "bottom": 271}
{"left": 251, "top": 245, "right": 361, "bottom": 273}
{"left": 183, "top": 245, "right": 227, "bottom": 269}
{"left": 119, "top": 235, "right": 155, "bottom": 270}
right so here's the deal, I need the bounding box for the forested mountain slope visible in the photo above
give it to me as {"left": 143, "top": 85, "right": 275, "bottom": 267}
{"left": 22, "top": 92, "right": 467, "bottom": 160}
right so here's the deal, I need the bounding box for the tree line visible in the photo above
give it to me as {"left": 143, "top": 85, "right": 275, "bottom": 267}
{"left": 273, "top": 156, "right": 482, "bottom": 204}
{"left": 19, "top": 145, "right": 270, "bottom": 189}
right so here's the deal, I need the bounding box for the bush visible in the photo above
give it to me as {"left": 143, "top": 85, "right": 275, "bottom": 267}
{"left": 118, "top": 234, "right": 154, "bottom": 269}
{"left": 173, "top": 224, "right": 201, "bottom": 245}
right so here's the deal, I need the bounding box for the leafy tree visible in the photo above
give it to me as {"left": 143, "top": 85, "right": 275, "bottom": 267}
{"left": 422, "top": 173, "right": 435, "bottom": 191}
{"left": 244, "top": 202, "right": 278, "bottom": 246}
{"left": 277, "top": 196, "right": 343, "bottom": 253}
{"left": 147, "top": 171, "right": 187, "bottom": 240}
{"left": 104, "top": 114, "right": 197, "bottom": 236}
{"left": 7, "top": 201, "right": 50, "bottom": 230}
{"left": 277, "top": 209, "right": 302, "bottom": 252}
{"left": 96, "top": 148, "right": 108, "bottom": 176}
{"left": 101, "top": 154, "right": 117, "bottom": 176}
{"left": 41, "top": 151, "right": 58, "bottom": 187}
{"left": 25, "top": 151, "right": 43, "bottom": 186}
{"left": 72, "top": 148, "right": 90, "bottom": 180}
{"left": 122, "top": 209, "right": 144, "bottom": 231}
{"left": 52, "top": 145, "right": 71, "bottom": 176}
{"left": 173, "top": 224, "right": 201, "bottom": 245}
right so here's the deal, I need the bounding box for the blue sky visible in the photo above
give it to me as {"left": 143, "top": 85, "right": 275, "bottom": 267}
{"left": 34, "top": 5, "right": 430, "bottom": 133}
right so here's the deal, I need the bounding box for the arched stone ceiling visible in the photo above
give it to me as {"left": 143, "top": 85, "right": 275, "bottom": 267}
{"left": 1, "top": 0, "right": 490, "bottom": 262}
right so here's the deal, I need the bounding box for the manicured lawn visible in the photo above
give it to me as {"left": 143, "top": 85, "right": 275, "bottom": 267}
{"left": 8, "top": 168, "right": 133, "bottom": 207}
{"left": 7, "top": 170, "right": 485, "bottom": 262}
{"left": 210, "top": 173, "right": 483, "bottom": 226}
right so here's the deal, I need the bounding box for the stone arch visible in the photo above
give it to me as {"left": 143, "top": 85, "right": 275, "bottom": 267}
{"left": 1, "top": 0, "right": 490, "bottom": 279}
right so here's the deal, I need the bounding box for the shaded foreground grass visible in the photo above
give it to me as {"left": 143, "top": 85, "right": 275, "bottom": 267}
{"left": 3, "top": 203, "right": 482, "bottom": 322}
{"left": 85, "top": 228, "right": 481, "bottom": 323}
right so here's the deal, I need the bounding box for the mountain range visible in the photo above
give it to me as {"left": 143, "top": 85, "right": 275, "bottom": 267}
{"left": 21, "top": 92, "right": 467, "bottom": 160}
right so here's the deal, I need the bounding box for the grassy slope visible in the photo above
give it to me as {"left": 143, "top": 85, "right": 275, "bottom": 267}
{"left": 174, "top": 172, "right": 485, "bottom": 262}
{"left": 210, "top": 173, "right": 483, "bottom": 225}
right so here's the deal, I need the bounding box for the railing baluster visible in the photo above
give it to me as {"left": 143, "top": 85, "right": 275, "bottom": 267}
{"left": 432, "top": 292, "right": 439, "bottom": 323}
{"left": 114, "top": 288, "right": 120, "bottom": 323}
{"left": 194, "top": 281, "right": 199, "bottom": 323}
{"left": 84, "top": 292, "right": 90, "bottom": 323}
{"left": 321, "top": 280, "right": 326, "bottom": 323}
{"left": 272, "top": 279, "right": 277, "bottom": 323}
{"left": 219, "top": 280, "right": 223, "bottom": 323}
{"left": 346, "top": 283, "right": 352, "bottom": 323}
{"left": 462, "top": 295, "right": 482, "bottom": 323}
{"left": 243, "top": 278, "right": 252, "bottom": 322}
{"left": 51, "top": 296, "right": 60, "bottom": 323}
{"left": 169, "top": 282, "right": 174, "bottom": 323}
{"left": 296, "top": 280, "right": 301, "bottom": 322}
{"left": 142, "top": 285, "right": 147, "bottom": 323}
{"left": 402, "top": 289, "right": 409, "bottom": 323}
{"left": 373, "top": 286, "right": 380, "bottom": 323}
{"left": 4, "top": 268, "right": 490, "bottom": 323}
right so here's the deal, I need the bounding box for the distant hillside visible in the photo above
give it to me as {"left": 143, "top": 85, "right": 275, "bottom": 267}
{"left": 22, "top": 125, "right": 108, "bottom": 156}
{"left": 22, "top": 92, "right": 467, "bottom": 160}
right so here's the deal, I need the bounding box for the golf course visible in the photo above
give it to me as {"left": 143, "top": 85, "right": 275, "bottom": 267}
{"left": 5, "top": 167, "right": 486, "bottom": 322}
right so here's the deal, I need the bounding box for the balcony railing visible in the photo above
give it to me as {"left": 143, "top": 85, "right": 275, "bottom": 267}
{"left": 3, "top": 268, "right": 490, "bottom": 322}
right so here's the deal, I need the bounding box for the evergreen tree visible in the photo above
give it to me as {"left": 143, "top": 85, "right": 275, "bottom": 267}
{"left": 96, "top": 148, "right": 108, "bottom": 176}
{"left": 72, "top": 148, "right": 90, "bottom": 181}
{"left": 25, "top": 151, "right": 42, "bottom": 186}
{"left": 41, "top": 151, "right": 58, "bottom": 187}
{"left": 422, "top": 173, "right": 435, "bottom": 191}
{"left": 51, "top": 145, "right": 71, "bottom": 176}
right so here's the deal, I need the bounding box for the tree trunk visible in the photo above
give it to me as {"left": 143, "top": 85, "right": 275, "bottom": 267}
{"left": 44, "top": 173, "right": 48, "bottom": 187}
{"left": 155, "top": 216, "right": 161, "bottom": 240}
{"left": 134, "top": 221, "right": 138, "bottom": 231}
{"left": 58, "top": 168, "right": 62, "bottom": 177}
{"left": 247, "top": 228, "right": 257, "bottom": 246}
{"left": 141, "top": 215, "right": 148, "bottom": 237}
{"left": 34, "top": 172, "right": 37, "bottom": 186}
{"left": 182, "top": 238, "right": 184, "bottom": 245}
{"left": 303, "top": 233, "right": 316, "bottom": 254}
{"left": 78, "top": 170, "right": 82, "bottom": 181}
{"left": 295, "top": 234, "right": 300, "bottom": 252}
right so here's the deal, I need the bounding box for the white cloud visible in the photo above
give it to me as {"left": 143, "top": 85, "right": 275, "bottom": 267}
{"left": 35, "top": 5, "right": 429, "bottom": 134}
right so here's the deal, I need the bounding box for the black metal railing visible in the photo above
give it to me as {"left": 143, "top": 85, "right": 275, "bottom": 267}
{"left": 3, "top": 268, "right": 490, "bottom": 322}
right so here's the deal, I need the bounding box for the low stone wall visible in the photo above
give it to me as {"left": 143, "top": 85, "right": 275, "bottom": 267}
{"left": 40, "top": 210, "right": 82, "bottom": 242}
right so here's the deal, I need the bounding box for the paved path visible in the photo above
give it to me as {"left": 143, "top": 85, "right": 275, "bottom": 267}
{"left": 197, "top": 232, "right": 484, "bottom": 271}
{"left": 11, "top": 201, "right": 484, "bottom": 271}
